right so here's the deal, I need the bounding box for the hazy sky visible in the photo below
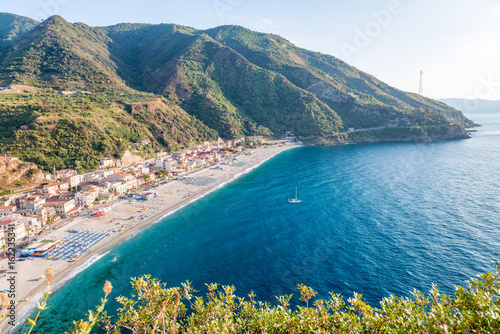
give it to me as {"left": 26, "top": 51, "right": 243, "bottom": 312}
{"left": 2, "top": 0, "right": 500, "bottom": 99}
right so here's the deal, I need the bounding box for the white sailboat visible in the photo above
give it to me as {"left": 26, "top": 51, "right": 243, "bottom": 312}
{"left": 288, "top": 187, "right": 301, "bottom": 204}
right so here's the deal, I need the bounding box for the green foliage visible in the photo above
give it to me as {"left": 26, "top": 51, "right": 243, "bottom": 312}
{"left": 0, "top": 92, "right": 217, "bottom": 172}
{"left": 204, "top": 25, "right": 474, "bottom": 130}
{"left": 25, "top": 280, "right": 53, "bottom": 334}
{"left": 0, "top": 14, "right": 473, "bottom": 169}
{"left": 0, "top": 16, "right": 120, "bottom": 90}
{"left": 0, "top": 187, "right": 13, "bottom": 196}
{"left": 26, "top": 168, "right": 39, "bottom": 178}
{"left": 155, "top": 170, "right": 169, "bottom": 179}
{"left": 0, "top": 13, "right": 38, "bottom": 48}
{"left": 173, "top": 36, "right": 341, "bottom": 138}
{"left": 62, "top": 261, "right": 500, "bottom": 333}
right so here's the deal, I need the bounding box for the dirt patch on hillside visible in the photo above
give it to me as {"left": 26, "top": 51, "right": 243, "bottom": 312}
{"left": 0, "top": 156, "right": 46, "bottom": 189}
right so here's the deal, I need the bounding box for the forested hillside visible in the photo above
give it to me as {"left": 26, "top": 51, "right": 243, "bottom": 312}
{"left": 0, "top": 14, "right": 474, "bottom": 171}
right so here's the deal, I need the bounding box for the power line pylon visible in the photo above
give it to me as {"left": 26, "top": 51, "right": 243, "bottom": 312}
{"left": 418, "top": 70, "right": 423, "bottom": 96}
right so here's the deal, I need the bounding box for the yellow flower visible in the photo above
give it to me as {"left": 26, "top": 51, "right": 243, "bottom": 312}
{"left": 103, "top": 280, "right": 113, "bottom": 297}
{"left": 45, "top": 266, "right": 55, "bottom": 285}
{"left": 1, "top": 293, "right": 9, "bottom": 311}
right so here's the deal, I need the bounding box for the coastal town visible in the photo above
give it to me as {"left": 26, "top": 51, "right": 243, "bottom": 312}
{"left": 0, "top": 136, "right": 276, "bottom": 258}
{"left": 0, "top": 136, "right": 297, "bottom": 330}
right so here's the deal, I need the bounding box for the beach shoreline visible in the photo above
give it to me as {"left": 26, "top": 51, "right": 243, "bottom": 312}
{"left": 1, "top": 143, "right": 297, "bottom": 332}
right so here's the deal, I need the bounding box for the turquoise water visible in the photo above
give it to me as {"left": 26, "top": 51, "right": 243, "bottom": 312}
{"left": 20, "top": 113, "right": 500, "bottom": 332}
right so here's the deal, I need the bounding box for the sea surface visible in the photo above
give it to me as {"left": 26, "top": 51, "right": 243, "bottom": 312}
{"left": 18, "top": 113, "right": 500, "bottom": 332}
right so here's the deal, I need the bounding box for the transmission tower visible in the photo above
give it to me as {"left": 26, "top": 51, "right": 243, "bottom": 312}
{"left": 418, "top": 70, "right": 423, "bottom": 96}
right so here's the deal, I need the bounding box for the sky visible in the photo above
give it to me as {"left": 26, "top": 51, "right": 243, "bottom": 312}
{"left": 2, "top": 0, "right": 500, "bottom": 100}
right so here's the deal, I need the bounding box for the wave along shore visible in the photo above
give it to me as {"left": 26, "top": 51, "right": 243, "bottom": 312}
{"left": 1, "top": 144, "right": 297, "bottom": 332}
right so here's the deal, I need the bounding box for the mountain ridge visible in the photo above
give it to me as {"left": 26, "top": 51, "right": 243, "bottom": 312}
{"left": 0, "top": 12, "right": 39, "bottom": 48}
{"left": 0, "top": 13, "right": 474, "bottom": 171}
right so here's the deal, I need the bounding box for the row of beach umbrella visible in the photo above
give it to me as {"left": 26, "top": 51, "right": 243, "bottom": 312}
{"left": 49, "top": 230, "right": 108, "bottom": 261}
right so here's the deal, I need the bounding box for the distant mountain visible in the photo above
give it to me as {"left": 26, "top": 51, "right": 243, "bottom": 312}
{"left": 0, "top": 14, "right": 474, "bottom": 171}
{"left": 0, "top": 12, "right": 39, "bottom": 48}
{"left": 439, "top": 98, "right": 500, "bottom": 114}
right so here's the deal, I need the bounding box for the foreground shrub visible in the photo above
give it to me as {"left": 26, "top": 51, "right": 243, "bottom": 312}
{"left": 21, "top": 260, "right": 500, "bottom": 333}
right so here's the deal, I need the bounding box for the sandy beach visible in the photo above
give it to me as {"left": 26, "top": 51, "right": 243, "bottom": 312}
{"left": 0, "top": 143, "right": 296, "bottom": 332}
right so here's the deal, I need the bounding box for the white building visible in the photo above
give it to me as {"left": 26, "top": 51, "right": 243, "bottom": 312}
{"left": 0, "top": 214, "right": 38, "bottom": 228}
{"left": 0, "top": 206, "right": 17, "bottom": 216}
{"left": 153, "top": 158, "right": 174, "bottom": 172}
{"left": 43, "top": 199, "right": 76, "bottom": 217}
{"left": 38, "top": 182, "right": 69, "bottom": 195}
{"left": 75, "top": 190, "right": 99, "bottom": 208}
{"left": 0, "top": 220, "right": 26, "bottom": 242}
{"left": 82, "top": 172, "right": 103, "bottom": 183}
{"left": 100, "top": 157, "right": 115, "bottom": 168}
{"left": 110, "top": 182, "right": 127, "bottom": 195}
{"left": 56, "top": 169, "right": 77, "bottom": 178}
{"left": 65, "top": 174, "right": 84, "bottom": 188}
{"left": 18, "top": 207, "right": 55, "bottom": 227}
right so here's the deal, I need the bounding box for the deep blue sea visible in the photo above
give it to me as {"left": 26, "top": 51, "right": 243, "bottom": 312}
{"left": 18, "top": 113, "right": 500, "bottom": 333}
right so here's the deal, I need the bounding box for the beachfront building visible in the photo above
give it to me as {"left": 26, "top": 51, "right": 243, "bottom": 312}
{"left": 127, "top": 176, "right": 141, "bottom": 190}
{"left": 0, "top": 205, "right": 17, "bottom": 216}
{"left": 75, "top": 190, "right": 99, "bottom": 208}
{"left": 0, "top": 219, "right": 26, "bottom": 242}
{"left": 21, "top": 240, "right": 60, "bottom": 257}
{"left": 43, "top": 198, "right": 76, "bottom": 217}
{"left": 109, "top": 182, "right": 127, "bottom": 195}
{"left": 153, "top": 157, "right": 175, "bottom": 172}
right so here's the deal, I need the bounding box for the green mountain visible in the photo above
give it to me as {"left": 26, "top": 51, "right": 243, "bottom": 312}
{"left": 0, "top": 12, "right": 38, "bottom": 48}
{"left": 0, "top": 14, "right": 474, "bottom": 171}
